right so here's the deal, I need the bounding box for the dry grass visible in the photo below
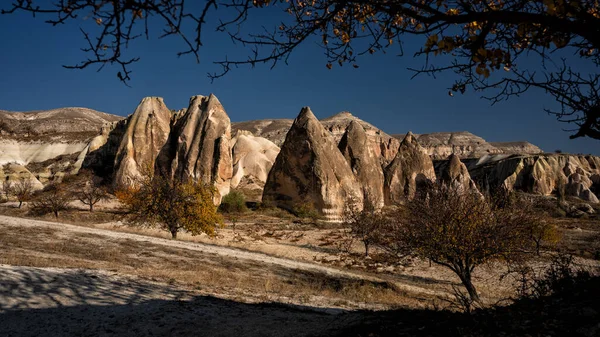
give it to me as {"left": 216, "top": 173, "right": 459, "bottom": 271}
{"left": 0, "top": 221, "right": 423, "bottom": 309}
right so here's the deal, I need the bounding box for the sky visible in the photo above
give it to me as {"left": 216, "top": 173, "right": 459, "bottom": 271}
{"left": 0, "top": 5, "right": 598, "bottom": 155}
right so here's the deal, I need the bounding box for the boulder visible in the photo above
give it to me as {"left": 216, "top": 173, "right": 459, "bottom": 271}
{"left": 157, "top": 94, "right": 233, "bottom": 201}
{"left": 231, "top": 130, "right": 280, "bottom": 202}
{"left": 384, "top": 132, "right": 436, "bottom": 204}
{"left": 338, "top": 120, "right": 385, "bottom": 210}
{"left": 263, "top": 107, "right": 363, "bottom": 221}
{"left": 113, "top": 97, "right": 172, "bottom": 186}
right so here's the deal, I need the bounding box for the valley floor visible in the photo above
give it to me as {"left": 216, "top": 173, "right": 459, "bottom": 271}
{"left": 1, "top": 206, "right": 599, "bottom": 336}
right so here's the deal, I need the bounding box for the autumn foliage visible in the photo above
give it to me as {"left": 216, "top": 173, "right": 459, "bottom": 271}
{"left": 116, "top": 175, "right": 223, "bottom": 239}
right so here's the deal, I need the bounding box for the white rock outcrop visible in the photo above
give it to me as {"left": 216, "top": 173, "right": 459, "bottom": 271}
{"left": 231, "top": 130, "right": 280, "bottom": 201}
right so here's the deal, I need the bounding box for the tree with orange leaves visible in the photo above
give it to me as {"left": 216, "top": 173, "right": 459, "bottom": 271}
{"left": 116, "top": 174, "right": 223, "bottom": 239}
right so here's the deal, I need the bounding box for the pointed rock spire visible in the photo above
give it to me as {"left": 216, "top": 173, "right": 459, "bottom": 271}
{"left": 263, "top": 107, "right": 363, "bottom": 221}
{"left": 339, "top": 120, "right": 385, "bottom": 210}
{"left": 113, "top": 97, "right": 171, "bottom": 186}
{"left": 156, "top": 94, "right": 233, "bottom": 202}
{"left": 438, "top": 154, "right": 481, "bottom": 194}
{"left": 384, "top": 131, "right": 436, "bottom": 204}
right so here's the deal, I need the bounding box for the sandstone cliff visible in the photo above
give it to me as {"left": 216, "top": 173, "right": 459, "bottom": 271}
{"left": 263, "top": 107, "right": 363, "bottom": 221}
{"left": 157, "top": 94, "right": 233, "bottom": 201}
{"left": 392, "top": 132, "right": 543, "bottom": 159}
{"left": 113, "top": 97, "right": 172, "bottom": 186}
{"left": 338, "top": 120, "right": 385, "bottom": 210}
{"left": 466, "top": 154, "right": 600, "bottom": 203}
{"left": 384, "top": 132, "right": 436, "bottom": 204}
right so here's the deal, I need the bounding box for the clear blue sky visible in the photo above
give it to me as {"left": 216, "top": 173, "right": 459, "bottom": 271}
{"left": 0, "top": 6, "right": 597, "bottom": 155}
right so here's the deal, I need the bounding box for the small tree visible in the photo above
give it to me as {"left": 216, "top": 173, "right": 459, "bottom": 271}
{"left": 31, "top": 183, "right": 70, "bottom": 218}
{"left": 219, "top": 190, "right": 247, "bottom": 213}
{"left": 117, "top": 175, "right": 223, "bottom": 239}
{"left": 530, "top": 220, "right": 562, "bottom": 256}
{"left": 389, "top": 184, "right": 534, "bottom": 303}
{"left": 343, "top": 205, "right": 384, "bottom": 257}
{"left": 13, "top": 178, "right": 34, "bottom": 208}
{"left": 69, "top": 170, "right": 108, "bottom": 212}
{"left": 1, "top": 180, "right": 12, "bottom": 201}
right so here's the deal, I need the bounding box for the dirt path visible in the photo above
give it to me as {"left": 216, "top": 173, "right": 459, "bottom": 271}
{"left": 0, "top": 215, "right": 361, "bottom": 278}
{"left": 0, "top": 215, "right": 439, "bottom": 298}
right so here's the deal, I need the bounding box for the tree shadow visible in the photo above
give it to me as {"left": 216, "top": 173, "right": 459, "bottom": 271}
{"left": 2, "top": 266, "right": 598, "bottom": 337}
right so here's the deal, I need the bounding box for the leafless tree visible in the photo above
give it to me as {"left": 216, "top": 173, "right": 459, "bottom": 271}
{"left": 30, "top": 183, "right": 71, "bottom": 218}
{"left": 67, "top": 170, "right": 108, "bottom": 212}
{"left": 12, "top": 178, "right": 34, "bottom": 208}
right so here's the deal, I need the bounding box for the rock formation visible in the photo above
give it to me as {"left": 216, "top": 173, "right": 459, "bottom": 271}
{"left": 338, "top": 120, "right": 385, "bottom": 210}
{"left": 436, "top": 154, "right": 480, "bottom": 194}
{"left": 0, "top": 163, "right": 44, "bottom": 190}
{"left": 113, "top": 97, "right": 172, "bottom": 186}
{"left": 392, "top": 132, "right": 543, "bottom": 159}
{"left": 384, "top": 132, "right": 436, "bottom": 204}
{"left": 82, "top": 120, "right": 128, "bottom": 178}
{"left": 0, "top": 107, "right": 123, "bottom": 186}
{"left": 232, "top": 111, "right": 400, "bottom": 166}
{"left": 231, "top": 130, "right": 280, "bottom": 201}
{"left": 466, "top": 154, "right": 600, "bottom": 203}
{"left": 490, "top": 141, "right": 543, "bottom": 155}
{"left": 231, "top": 119, "right": 294, "bottom": 147}
{"left": 157, "top": 94, "right": 233, "bottom": 201}
{"left": 321, "top": 112, "right": 400, "bottom": 165}
{"left": 263, "top": 107, "right": 363, "bottom": 221}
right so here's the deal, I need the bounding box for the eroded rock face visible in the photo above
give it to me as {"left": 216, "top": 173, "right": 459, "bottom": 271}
{"left": 338, "top": 121, "right": 385, "bottom": 210}
{"left": 384, "top": 132, "right": 436, "bottom": 204}
{"left": 321, "top": 112, "right": 400, "bottom": 165}
{"left": 566, "top": 172, "right": 599, "bottom": 203}
{"left": 231, "top": 130, "right": 280, "bottom": 202}
{"left": 157, "top": 94, "right": 233, "bottom": 201}
{"left": 113, "top": 97, "right": 172, "bottom": 186}
{"left": 232, "top": 112, "right": 400, "bottom": 166}
{"left": 0, "top": 163, "right": 44, "bottom": 190}
{"left": 263, "top": 107, "right": 363, "bottom": 221}
{"left": 392, "top": 132, "right": 543, "bottom": 159}
{"left": 466, "top": 154, "right": 600, "bottom": 203}
{"left": 436, "top": 154, "right": 480, "bottom": 194}
{"left": 82, "top": 120, "right": 128, "bottom": 178}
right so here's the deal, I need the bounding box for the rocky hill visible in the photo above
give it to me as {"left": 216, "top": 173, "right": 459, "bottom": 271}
{"left": 0, "top": 107, "right": 122, "bottom": 141}
{"left": 0, "top": 107, "right": 123, "bottom": 188}
{"left": 392, "top": 132, "right": 543, "bottom": 159}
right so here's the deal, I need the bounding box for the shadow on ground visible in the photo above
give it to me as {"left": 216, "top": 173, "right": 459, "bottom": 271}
{"left": 1, "top": 266, "right": 599, "bottom": 337}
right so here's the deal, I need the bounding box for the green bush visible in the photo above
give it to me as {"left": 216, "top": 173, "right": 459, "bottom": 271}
{"left": 219, "top": 190, "right": 247, "bottom": 213}
{"left": 293, "top": 201, "right": 321, "bottom": 221}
